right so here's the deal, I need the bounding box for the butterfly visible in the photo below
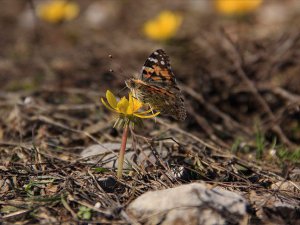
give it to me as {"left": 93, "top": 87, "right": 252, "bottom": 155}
{"left": 125, "top": 49, "right": 186, "bottom": 121}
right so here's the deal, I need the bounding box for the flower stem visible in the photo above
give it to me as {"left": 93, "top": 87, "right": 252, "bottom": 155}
{"left": 117, "top": 124, "right": 129, "bottom": 179}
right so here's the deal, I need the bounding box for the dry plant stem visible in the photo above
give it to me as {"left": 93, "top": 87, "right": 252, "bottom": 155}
{"left": 221, "top": 28, "right": 294, "bottom": 147}
{"left": 117, "top": 124, "right": 129, "bottom": 179}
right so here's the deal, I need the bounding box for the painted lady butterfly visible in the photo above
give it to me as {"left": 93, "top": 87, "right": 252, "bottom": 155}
{"left": 125, "top": 49, "right": 186, "bottom": 121}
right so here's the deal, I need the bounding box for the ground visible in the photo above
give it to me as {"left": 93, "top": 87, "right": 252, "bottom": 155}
{"left": 0, "top": 0, "right": 299, "bottom": 224}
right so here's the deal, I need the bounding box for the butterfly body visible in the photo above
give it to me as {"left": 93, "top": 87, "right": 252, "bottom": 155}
{"left": 125, "top": 49, "right": 186, "bottom": 121}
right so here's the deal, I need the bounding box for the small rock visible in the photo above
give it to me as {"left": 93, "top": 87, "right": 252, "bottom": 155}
{"left": 127, "top": 183, "right": 248, "bottom": 225}
{"left": 249, "top": 190, "right": 300, "bottom": 224}
{"left": 290, "top": 168, "right": 300, "bottom": 181}
{"left": 98, "top": 176, "right": 117, "bottom": 193}
{"left": 80, "top": 144, "right": 163, "bottom": 168}
{"left": 80, "top": 143, "right": 124, "bottom": 167}
{"left": 19, "top": 7, "right": 36, "bottom": 29}
{"left": 83, "top": 1, "right": 120, "bottom": 29}
{"left": 271, "top": 181, "right": 300, "bottom": 193}
{"left": 168, "top": 165, "right": 195, "bottom": 181}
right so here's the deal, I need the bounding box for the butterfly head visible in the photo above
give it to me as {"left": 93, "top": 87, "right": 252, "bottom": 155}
{"left": 125, "top": 78, "right": 136, "bottom": 89}
{"left": 125, "top": 78, "right": 141, "bottom": 99}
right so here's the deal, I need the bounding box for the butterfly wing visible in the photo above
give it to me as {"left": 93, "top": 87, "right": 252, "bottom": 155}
{"left": 138, "top": 49, "right": 186, "bottom": 120}
{"left": 141, "top": 49, "right": 177, "bottom": 90}
{"left": 133, "top": 80, "right": 186, "bottom": 121}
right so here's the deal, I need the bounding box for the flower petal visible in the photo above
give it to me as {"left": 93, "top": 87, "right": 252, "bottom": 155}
{"left": 132, "top": 97, "right": 143, "bottom": 111}
{"left": 117, "top": 97, "right": 129, "bottom": 114}
{"left": 134, "top": 111, "right": 160, "bottom": 118}
{"left": 215, "top": 0, "right": 262, "bottom": 15}
{"left": 143, "top": 10, "right": 182, "bottom": 41}
{"left": 106, "top": 90, "right": 118, "bottom": 109}
{"left": 101, "top": 98, "right": 118, "bottom": 112}
{"left": 36, "top": 0, "right": 79, "bottom": 23}
{"left": 64, "top": 2, "right": 80, "bottom": 21}
{"left": 127, "top": 93, "right": 143, "bottom": 114}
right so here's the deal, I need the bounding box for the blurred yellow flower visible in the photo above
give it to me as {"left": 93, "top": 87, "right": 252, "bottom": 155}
{"left": 215, "top": 0, "right": 262, "bottom": 15}
{"left": 143, "top": 10, "right": 182, "bottom": 41}
{"left": 101, "top": 90, "right": 159, "bottom": 127}
{"left": 37, "top": 0, "right": 79, "bottom": 24}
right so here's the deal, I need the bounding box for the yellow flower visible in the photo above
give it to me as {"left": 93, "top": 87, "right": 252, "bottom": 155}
{"left": 143, "top": 10, "right": 182, "bottom": 41}
{"left": 37, "top": 0, "right": 80, "bottom": 24}
{"left": 101, "top": 90, "right": 159, "bottom": 127}
{"left": 215, "top": 0, "right": 262, "bottom": 15}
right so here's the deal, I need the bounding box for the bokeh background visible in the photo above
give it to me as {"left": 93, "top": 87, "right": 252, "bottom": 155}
{"left": 1, "top": 0, "right": 300, "bottom": 91}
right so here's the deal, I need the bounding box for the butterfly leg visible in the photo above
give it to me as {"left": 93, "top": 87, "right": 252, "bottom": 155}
{"left": 148, "top": 103, "right": 157, "bottom": 123}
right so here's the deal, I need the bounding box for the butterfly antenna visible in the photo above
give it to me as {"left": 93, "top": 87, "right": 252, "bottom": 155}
{"left": 107, "top": 53, "right": 130, "bottom": 80}
{"left": 108, "top": 53, "right": 132, "bottom": 98}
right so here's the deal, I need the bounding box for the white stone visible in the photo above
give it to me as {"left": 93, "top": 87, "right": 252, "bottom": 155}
{"left": 127, "top": 183, "right": 248, "bottom": 225}
{"left": 80, "top": 144, "right": 166, "bottom": 168}
{"left": 84, "top": 1, "right": 120, "bottom": 28}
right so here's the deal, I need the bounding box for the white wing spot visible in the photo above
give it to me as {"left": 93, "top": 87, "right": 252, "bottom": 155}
{"left": 153, "top": 51, "right": 159, "bottom": 55}
{"left": 160, "top": 61, "right": 165, "bottom": 65}
{"left": 148, "top": 57, "right": 158, "bottom": 63}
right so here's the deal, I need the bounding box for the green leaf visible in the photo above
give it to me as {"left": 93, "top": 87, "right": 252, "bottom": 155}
{"left": 93, "top": 167, "right": 109, "bottom": 173}
{"left": 77, "top": 206, "right": 92, "bottom": 220}
{"left": 1, "top": 206, "right": 19, "bottom": 213}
